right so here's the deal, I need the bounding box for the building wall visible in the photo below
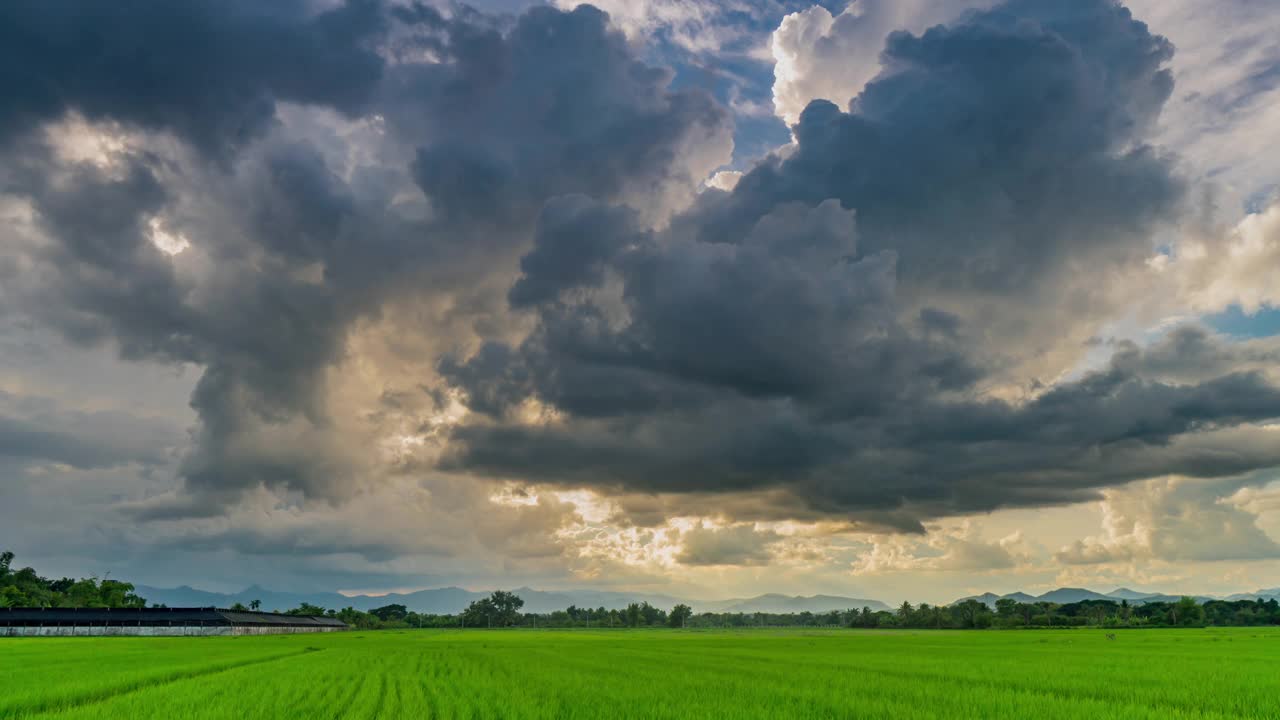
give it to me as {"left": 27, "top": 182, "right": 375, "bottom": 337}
{"left": 1, "top": 625, "right": 345, "bottom": 637}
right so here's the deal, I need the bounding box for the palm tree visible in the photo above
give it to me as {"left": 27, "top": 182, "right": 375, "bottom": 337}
{"left": 897, "top": 601, "right": 914, "bottom": 625}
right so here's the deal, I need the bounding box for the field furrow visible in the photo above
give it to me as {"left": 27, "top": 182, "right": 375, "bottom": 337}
{"left": 1, "top": 647, "right": 322, "bottom": 719}
{"left": 2, "top": 629, "right": 1277, "bottom": 719}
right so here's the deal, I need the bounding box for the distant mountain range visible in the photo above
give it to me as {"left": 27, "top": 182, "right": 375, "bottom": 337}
{"left": 133, "top": 584, "right": 888, "bottom": 615}
{"left": 952, "top": 586, "right": 1280, "bottom": 608}
{"left": 700, "top": 593, "right": 888, "bottom": 614}
{"left": 133, "top": 581, "right": 1278, "bottom": 615}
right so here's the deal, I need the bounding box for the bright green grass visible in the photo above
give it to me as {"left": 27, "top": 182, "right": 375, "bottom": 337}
{"left": 2, "top": 628, "right": 1278, "bottom": 719}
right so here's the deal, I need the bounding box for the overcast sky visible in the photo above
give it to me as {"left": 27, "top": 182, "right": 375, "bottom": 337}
{"left": 3, "top": 0, "right": 1280, "bottom": 605}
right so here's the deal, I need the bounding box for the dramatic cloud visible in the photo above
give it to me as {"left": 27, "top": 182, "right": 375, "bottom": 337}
{"left": 0, "top": 0, "right": 387, "bottom": 156}
{"left": 771, "top": 0, "right": 996, "bottom": 125}
{"left": 1, "top": 2, "right": 731, "bottom": 515}
{"left": 770, "top": 0, "right": 1280, "bottom": 210}
{"left": 442, "top": 0, "right": 1280, "bottom": 529}
{"left": 3, "top": 0, "right": 1280, "bottom": 599}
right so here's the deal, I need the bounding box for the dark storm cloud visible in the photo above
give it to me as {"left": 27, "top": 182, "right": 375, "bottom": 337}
{"left": 1109, "top": 324, "right": 1280, "bottom": 383}
{"left": 439, "top": 0, "right": 1280, "bottom": 527}
{"left": 2, "top": 2, "right": 731, "bottom": 513}
{"left": 445, "top": 334, "right": 1280, "bottom": 530}
{"left": 0, "top": 0, "right": 386, "bottom": 155}
{"left": 508, "top": 195, "right": 647, "bottom": 309}
{"left": 704, "top": 0, "right": 1181, "bottom": 301}
{"left": 388, "top": 4, "right": 731, "bottom": 223}
{"left": 442, "top": 196, "right": 978, "bottom": 421}
{"left": 9, "top": 0, "right": 1280, "bottom": 536}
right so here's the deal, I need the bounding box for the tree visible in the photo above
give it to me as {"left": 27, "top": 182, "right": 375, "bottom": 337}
{"left": 250, "top": 599, "right": 261, "bottom": 611}
{"left": 463, "top": 591, "right": 524, "bottom": 628}
{"left": 1018, "top": 603, "right": 1035, "bottom": 627}
{"left": 669, "top": 604, "right": 693, "bottom": 628}
{"left": 370, "top": 604, "right": 409, "bottom": 623}
{"left": 897, "top": 601, "right": 914, "bottom": 624}
{"left": 1037, "top": 601, "right": 1059, "bottom": 626}
{"left": 934, "top": 605, "right": 947, "bottom": 628}
{"left": 489, "top": 591, "right": 524, "bottom": 626}
{"left": 462, "top": 597, "right": 495, "bottom": 627}
{"left": 995, "top": 598, "right": 1017, "bottom": 620}
{"left": 230, "top": 602, "right": 248, "bottom": 611}
{"left": 955, "top": 599, "right": 991, "bottom": 629}
{"left": 286, "top": 602, "right": 329, "bottom": 617}
{"left": 337, "top": 606, "right": 380, "bottom": 630}
{"left": 625, "top": 603, "right": 642, "bottom": 627}
{"left": 860, "top": 606, "right": 875, "bottom": 628}
{"left": 1174, "top": 596, "right": 1203, "bottom": 627}
{"left": 916, "top": 603, "right": 932, "bottom": 629}
{"left": 1091, "top": 604, "right": 1109, "bottom": 626}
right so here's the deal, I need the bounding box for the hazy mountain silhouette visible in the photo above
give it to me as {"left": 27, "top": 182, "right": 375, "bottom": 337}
{"left": 134, "top": 585, "right": 888, "bottom": 614}
{"left": 951, "top": 587, "right": 1241, "bottom": 608}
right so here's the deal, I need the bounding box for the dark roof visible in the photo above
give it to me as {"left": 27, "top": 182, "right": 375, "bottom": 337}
{"left": 0, "top": 607, "right": 347, "bottom": 627}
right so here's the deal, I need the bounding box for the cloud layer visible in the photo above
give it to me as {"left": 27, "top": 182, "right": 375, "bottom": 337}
{"left": 2, "top": 0, "right": 1279, "bottom": 597}
{"left": 441, "top": 0, "right": 1280, "bottom": 529}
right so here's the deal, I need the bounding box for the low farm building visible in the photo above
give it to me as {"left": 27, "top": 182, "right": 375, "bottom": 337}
{"left": 1, "top": 607, "right": 348, "bottom": 636}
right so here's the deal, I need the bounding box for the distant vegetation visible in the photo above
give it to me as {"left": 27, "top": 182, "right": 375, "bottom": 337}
{"left": 5, "top": 550, "right": 1279, "bottom": 629}
{"left": 289, "top": 593, "right": 1280, "bottom": 631}
{"left": 0, "top": 551, "right": 146, "bottom": 609}
{"left": 895, "top": 597, "right": 1280, "bottom": 629}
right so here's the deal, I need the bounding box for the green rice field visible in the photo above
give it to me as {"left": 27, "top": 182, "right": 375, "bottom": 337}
{"left": 3, "top": 628, "right": 1278, "bottom": 719}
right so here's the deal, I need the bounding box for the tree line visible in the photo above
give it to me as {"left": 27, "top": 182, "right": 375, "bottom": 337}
{"left": 276, "top": 592, "right": 1280, "bottom": 631}
{"left": 5, "top": 551, "right": 1278, "bottom": 629}
{"left": 0, "top": 551, "right": 147, "bottom": 609}
{"left": 923, "top": 596, "right": 1280, "bottom": 629}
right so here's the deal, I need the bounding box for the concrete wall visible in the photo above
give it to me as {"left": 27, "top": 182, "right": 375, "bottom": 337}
{"left": 2, "top": 625, "right": 345, "bottom": 637}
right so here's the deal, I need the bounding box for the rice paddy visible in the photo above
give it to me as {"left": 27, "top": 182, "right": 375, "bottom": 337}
{"left": 3, "top": 628, "right": 1278, "bottom": 719}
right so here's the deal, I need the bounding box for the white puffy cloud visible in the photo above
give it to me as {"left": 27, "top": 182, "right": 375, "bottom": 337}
{"left": 1159, "top": 201, "right": 1280, "bottom": 315}
{"left": 704, "top": 169, "right": 743, "bottom": 192}
{"left": 852, "top": 522, "right": 1036, "bottom": 574}
{"left": 769, "top": 0, "right": 1280, "bottom": 212}
{"left": 770, "top": 0, "right": 995, "bottom": 125}
{"left": 1056, "top": 475, "right": 1280, "bottom": 564}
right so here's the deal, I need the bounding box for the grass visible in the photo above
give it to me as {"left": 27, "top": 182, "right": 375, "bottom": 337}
{"left": 2, "top": 628, "right": 1278, "bottom": 719}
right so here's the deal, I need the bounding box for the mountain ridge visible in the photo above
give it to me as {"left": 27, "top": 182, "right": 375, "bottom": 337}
{"left": 134, "top": 585, "right": 888, "bottom": 615}
{"left": 132, "top": 583, "right": 1279, "bottom": 614}
{"left": 951, "top": 586, "right": 1275, "bottom": 608}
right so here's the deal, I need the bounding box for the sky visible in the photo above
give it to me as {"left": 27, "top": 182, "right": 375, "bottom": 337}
{"left": 2, "top": 0, "right": 1280, "bottom": 606}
